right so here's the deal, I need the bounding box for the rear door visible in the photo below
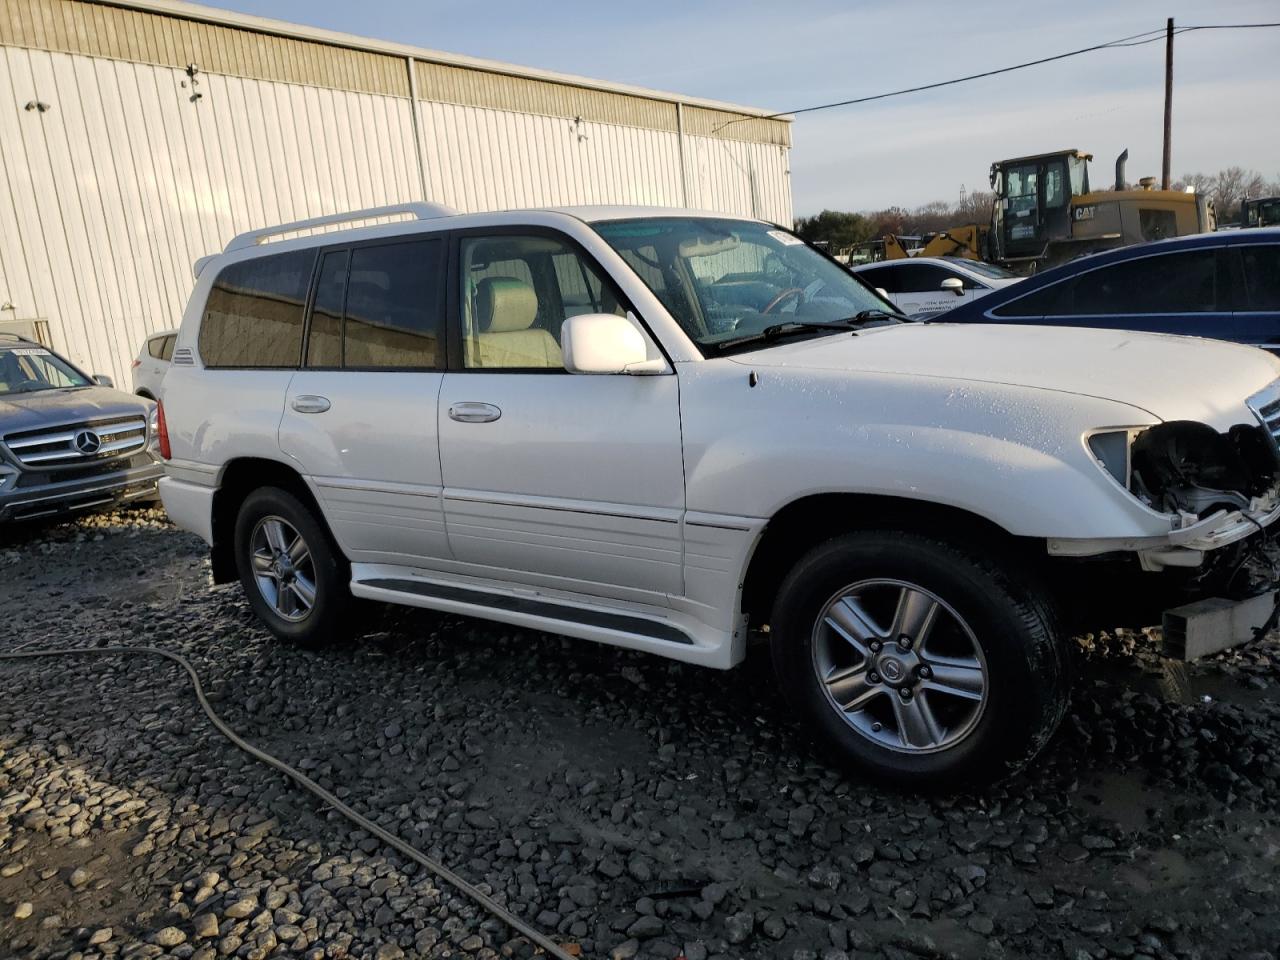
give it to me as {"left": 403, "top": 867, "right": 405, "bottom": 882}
{"left": 436, "top": 228, "right": 685, "bottom": 603}
{"left": 1231, "top": 242, "right": 1280, "bottom": 355}
{"left": 279, "top": 236, "right": 451, "bottom": 565}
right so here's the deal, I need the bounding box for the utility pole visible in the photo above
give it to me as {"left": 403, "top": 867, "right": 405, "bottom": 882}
{"left": 1162, "top": 17, "right": 1174, "bottom": 190}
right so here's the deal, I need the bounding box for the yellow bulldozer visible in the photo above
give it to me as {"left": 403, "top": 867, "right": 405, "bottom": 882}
{"left": 877, "top": 149, "right": 1215, "bottom": 272}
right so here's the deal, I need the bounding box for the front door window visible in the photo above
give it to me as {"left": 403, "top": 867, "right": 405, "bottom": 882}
{"left": 458, "top": 235, "right": 627, "bottom": 370}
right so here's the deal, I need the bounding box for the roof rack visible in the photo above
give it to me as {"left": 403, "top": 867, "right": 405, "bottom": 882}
{"left": 223, "top": 202, "right": 457, "bottom": 254}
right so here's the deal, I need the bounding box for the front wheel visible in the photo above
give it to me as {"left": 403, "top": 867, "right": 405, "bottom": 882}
{"left": 771, "top": 532, "right": 1069, "bottom": 788}
{"left": 233, "top": 486, "right": 352, "bottom": 648}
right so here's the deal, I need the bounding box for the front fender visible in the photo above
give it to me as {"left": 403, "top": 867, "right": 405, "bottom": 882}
{"left": 677, "top": 362, "right": 1172, "bottom": 541}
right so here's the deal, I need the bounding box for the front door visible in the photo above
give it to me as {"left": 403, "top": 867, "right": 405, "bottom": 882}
{"left": 437, "top": 230, "right": 685, "bottom": 603}
{"left": 279, "top": 236, "right": 451, "bottom": 565}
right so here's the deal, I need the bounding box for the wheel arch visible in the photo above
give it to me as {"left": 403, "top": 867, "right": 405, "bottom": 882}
{"left": 739, "top": 492, "right": 1041, "bottom": 628}
{"left": 210, "top": 457, "right": 334, "bottom": 584}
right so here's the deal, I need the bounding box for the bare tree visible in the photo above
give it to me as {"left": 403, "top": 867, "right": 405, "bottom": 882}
{"left": 1178, "top": 167, "right": 1269, "bottom": 219}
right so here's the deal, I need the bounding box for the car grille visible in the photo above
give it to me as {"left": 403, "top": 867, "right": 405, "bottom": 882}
{"left": 1247, "top": 381, "right": 1280, "bottom": 449}
{"left": 3, "top": 416, "right": 148, "bottom": 467}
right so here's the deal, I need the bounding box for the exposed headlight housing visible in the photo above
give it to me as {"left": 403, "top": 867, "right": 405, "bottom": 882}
{"left": 1087, "top": 429, "right": 1139, "bottom": 489}
{"left": 0, "top": 462, "right": 16, "bottom": 493}
{"left": 1088, "top": 421, "right": 1280, "bottom": 517}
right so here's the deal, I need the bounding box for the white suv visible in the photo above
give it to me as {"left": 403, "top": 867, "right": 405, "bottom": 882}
{"left": 159, "top": 203, "right": 1280, "bottom": 786}
{"left": 132, "top": 328, "right": 177, "bottom": 399}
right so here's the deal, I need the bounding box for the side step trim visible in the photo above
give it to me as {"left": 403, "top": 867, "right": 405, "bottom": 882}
{"left": 360, "top": 577, "right": 694, "bottom": 646}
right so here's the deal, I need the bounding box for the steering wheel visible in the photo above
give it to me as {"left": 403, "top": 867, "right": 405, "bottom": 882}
{"left": 762, "top": 287, "right": 806, "bottom": 315}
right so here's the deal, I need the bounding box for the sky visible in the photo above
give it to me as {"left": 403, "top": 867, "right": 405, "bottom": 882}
{"left": 204, "top": 0, "right": 1280, "bottom": 217}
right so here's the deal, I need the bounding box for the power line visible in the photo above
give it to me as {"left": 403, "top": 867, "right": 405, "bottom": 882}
{"left": 716, "top": 21, "right": 1280, "bottom": 132}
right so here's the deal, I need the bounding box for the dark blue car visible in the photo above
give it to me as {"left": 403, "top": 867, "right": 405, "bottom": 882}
{"left": 939, "top": 228, "right": 1280, "bottom": 355}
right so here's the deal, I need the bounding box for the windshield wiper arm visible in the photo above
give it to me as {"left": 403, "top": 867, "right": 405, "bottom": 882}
{"left": 711, "top": 320, "right": 858, "bottom": 353}
{"left": 838, "top": 308, "right": 910, "bottom": 324}
{"left": 761, "top": 320, "right": 862, "bottom": 337}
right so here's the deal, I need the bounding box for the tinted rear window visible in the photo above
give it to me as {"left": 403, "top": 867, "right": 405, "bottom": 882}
{"left": 302, "top": 239, "right": 444, "bottom": 370}
{"left": 200, "top": 250, "right": 315, "bottom": 368}
{"left": 1240, "top": 244, "right": 1280, "bottom": 311}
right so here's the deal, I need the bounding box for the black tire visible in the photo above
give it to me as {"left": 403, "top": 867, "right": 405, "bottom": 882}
{"left": 233, "top": 486, "right": 352, "bottom": 648}
{"left": 770, "top": 531, "right": 1069, "bottom": 788}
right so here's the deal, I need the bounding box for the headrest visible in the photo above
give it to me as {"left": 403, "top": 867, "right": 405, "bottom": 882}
{"left": 476, "top": 277, "right": 537, "bottom": 333}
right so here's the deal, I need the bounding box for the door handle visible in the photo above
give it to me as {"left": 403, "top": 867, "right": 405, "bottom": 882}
{"left": 291, "top": 395, "right": 331, "bottom": 414}
{"left": 448, "top": 401, "right": 502, "bottom": 423}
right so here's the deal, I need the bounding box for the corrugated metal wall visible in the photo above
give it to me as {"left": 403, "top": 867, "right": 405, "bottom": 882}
{"left": 0, "top": 0, "right": 792, "bottom": 387}
{"left": 0, "top": 45, "right": 422, "bottom": 383}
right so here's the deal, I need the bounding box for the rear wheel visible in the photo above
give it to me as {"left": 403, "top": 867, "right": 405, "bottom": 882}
{"left": 233, "top": 487, "right": 351, "bottom": 647}
{"left": 771, "top": 531, "right": 1069, "bottom": 787}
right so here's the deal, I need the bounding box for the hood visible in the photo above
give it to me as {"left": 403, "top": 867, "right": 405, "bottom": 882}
{"left": 732, "top": 323, "right": 1280, "bottom": 428}
{"left": 0, "top": 386, "right": 152, "bottom": 436}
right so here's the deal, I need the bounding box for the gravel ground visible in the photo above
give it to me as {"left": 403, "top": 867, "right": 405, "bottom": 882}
{"left": 1, "top": 507, "right": 1278, "bottom": 960}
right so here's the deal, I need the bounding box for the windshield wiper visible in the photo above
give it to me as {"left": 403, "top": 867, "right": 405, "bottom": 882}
{"left": 711, "top": 320, "right": 857, "bottom": 353}
{"left": 837, "top": 308, "right": 910, "bottom": 324}
{"left": 711, "top": 309, "right": 910, "bottom": 354}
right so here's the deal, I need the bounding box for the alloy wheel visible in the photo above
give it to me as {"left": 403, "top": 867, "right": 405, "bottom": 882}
{"left": 811, "top": 578, "right": 988, "bottom": 754}
{"left": 249, "top": 515, "right": 317, "bottom": 622}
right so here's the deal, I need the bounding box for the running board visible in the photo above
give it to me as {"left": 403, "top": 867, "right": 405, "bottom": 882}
{"left": 354, "top": 576, "right": 694, "bottom": 646}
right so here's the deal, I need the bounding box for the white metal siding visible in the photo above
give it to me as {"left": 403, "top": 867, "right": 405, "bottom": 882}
{"left": 0, "top": 7, "right": 792, "bottom": 386}
{"left": 0, "top": 45, "right": 421, "bottom": 384}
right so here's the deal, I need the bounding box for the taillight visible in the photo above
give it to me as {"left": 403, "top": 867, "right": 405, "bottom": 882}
{"left": 156, "top": 400, "right": 171, "bottom": 460}
{"left": 131, "top": 359, "right": 141, "bottom": 368}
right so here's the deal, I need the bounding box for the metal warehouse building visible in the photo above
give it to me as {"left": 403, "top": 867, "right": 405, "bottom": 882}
{"left": 0, "top": 0, "right": 793, "bottom": 386}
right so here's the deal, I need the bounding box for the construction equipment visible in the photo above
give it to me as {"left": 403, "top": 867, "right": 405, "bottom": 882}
{"left": 883, "top": 225, "right": 987, "bottom": 261}
{"left": 1242, "top": 197, "right": 1280, "bottom": 229}
{"left": 988, "top": 149, "right": 1214, "bottom": 270}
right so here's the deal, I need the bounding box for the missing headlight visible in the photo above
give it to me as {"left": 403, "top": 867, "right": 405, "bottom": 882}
{"left": 1129, "top": 420, "right": 1279, "bottom": 516}
{"left": 1087, "top": 430, "right": 1133, "bottom": 487}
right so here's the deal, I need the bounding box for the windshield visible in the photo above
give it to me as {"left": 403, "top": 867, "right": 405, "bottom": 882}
{"left": 593, "top": 217, "right": 894, "bottom": 353}
{"left": 944, "top": 258, "right": 1019, "bottom": 280}
{"left": 1248, "top": 199, "right": 1280, "bottom": 227}
{"left": 0, "top": 346, "right": 92, "bottom": 396}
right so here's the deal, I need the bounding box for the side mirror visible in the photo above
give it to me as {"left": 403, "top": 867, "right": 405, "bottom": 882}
{"left": 562, "top": 314, "right": 667, "bottom": 375}
{"left": 93, "top": 374, "right": 115, "bottom": 388}
{"left": 875, "top": 287, "right": 891, "bottom": 300}
{"left": 941, "top": 277, "right": 966, "bottom": 296}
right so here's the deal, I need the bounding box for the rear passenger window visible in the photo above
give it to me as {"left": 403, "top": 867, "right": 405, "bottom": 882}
{"left": 344, "top": 240, "right": 443, "bottom": 369}
{"left": 1240, "top": 245, "right": 1280, "bottom": 311}
{"left": 303, "top": 240, "right": 444, "bottom": 370}
{"left": 887, "top": 264, "right": 955, "bottom": 294}
{"left": 160, "top": 335, "right": 176, "bottom": 361}
{"left": 306, "top": 250, "right": 348, "bottom": 368}
{"left": 857, "top": 267, "right": 895, "bottom": 293}
{"left": 200, "top": 250, "right": 314, "bottom": 368}
{"left": 1068, "top": 250, "right": 1219, "bottom": 314}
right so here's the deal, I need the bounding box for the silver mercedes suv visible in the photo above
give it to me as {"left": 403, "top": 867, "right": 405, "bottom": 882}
{"left": 0, "top": 334, "right": 162, "bottom": 523}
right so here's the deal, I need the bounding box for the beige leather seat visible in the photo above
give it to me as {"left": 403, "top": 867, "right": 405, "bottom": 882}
{"left": 465, "top": 277, "right": 562, "bottom": 369}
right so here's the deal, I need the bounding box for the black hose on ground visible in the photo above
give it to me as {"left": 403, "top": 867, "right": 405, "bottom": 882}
{"left": 0, "top": 643, "right": 578, "bottom": 960}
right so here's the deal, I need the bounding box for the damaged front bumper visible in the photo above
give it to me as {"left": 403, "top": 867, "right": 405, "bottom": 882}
{"left": 1046, "top": 494, "right": 1280, "bottom": 571}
